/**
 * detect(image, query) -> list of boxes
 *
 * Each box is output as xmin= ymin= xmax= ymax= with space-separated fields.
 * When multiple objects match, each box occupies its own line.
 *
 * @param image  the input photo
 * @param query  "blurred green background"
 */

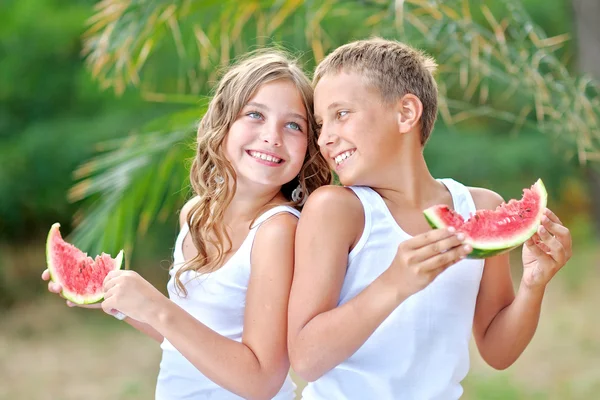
xmin=1 ymin=0 xmax=599 ymax=399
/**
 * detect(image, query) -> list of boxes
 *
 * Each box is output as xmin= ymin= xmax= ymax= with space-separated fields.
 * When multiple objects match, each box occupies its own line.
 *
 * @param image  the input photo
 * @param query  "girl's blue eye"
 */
xmin=247 ymin=111 xmax=263 ymax=119
xmin=337 ymin=110 xmax=348 ymax=119
xmin=287 ymin=122 xmax=302 ymax=132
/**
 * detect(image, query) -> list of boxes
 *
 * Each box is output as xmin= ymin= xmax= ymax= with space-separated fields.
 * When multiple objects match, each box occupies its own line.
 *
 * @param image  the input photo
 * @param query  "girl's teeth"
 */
xmin=251 ymin=151 xmax=281 ymax=163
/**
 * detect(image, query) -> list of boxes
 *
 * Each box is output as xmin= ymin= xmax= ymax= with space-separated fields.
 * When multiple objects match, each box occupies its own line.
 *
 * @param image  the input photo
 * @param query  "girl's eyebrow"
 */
xmin=246 ymin=101 xmax=307 ymax=123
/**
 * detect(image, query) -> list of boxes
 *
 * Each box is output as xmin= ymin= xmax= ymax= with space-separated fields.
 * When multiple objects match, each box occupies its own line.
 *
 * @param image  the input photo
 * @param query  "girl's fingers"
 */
xmin=48 ymin=281 xmax=62 ymax=294
xmin=67 ymin=301 xmax=102 ymax=309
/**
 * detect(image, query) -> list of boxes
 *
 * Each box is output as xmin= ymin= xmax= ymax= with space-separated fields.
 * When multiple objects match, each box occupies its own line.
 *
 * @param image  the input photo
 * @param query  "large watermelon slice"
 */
xmin=46 ymin=223 xmax=123 ymax=304
xmin=423 ymin=179 xmax=548 ymax=259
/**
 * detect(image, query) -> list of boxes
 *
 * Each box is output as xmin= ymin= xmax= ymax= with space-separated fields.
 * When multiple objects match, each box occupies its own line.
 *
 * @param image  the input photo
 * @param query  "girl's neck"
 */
xmin=223 ymin=183 xmax=284 ymax=224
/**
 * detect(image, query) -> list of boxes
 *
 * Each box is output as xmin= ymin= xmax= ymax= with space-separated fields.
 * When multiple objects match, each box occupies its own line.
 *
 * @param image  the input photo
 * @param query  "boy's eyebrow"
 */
xmin=246 ymin=101 xmax=307 ymax=122
xmin=328 ymin=101 xmax=350 ymax=110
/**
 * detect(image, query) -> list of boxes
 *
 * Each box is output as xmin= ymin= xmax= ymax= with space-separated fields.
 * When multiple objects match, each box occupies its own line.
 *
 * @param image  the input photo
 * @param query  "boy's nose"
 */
xmin=317 ymin=125 xmax=337 ymax=148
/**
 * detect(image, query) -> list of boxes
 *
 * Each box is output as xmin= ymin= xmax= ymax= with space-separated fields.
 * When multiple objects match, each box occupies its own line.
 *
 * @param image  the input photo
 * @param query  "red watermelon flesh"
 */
xmin=46 ymin=223 xmax=123 ymax=304
xmin=423 ymin=179 xmax=547 ymax=258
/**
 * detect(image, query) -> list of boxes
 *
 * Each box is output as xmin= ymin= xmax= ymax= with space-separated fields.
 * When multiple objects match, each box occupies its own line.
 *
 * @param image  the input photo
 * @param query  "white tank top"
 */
xmin=302 ymin=179 xmax=485 ymax=400
xmin=155 ymin=205 xmax=299 ymax=400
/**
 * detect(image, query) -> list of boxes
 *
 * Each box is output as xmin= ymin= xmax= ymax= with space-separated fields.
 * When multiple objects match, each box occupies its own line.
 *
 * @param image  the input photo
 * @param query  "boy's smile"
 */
xmin=314 ymin=72 xmax=401 ymax=186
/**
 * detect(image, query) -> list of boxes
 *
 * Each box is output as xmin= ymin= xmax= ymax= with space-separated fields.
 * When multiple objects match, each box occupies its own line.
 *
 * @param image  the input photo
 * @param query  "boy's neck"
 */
xmin=371 ymin=142 xmax=443 ymax=209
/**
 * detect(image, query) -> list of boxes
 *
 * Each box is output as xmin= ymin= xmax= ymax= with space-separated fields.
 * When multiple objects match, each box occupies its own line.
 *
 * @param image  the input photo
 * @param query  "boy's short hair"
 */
xmin=314 ymin=38 xmax=438 ymax=145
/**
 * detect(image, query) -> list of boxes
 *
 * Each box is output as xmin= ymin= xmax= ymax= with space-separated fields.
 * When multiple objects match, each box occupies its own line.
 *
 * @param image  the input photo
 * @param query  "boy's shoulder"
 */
xmin=302 ymin=185 xmax=364 ymax=221
xmin=467 ymin=186 xmax=504 ymax=211
xmin=179 ymin=195 xmax=201 ymax=228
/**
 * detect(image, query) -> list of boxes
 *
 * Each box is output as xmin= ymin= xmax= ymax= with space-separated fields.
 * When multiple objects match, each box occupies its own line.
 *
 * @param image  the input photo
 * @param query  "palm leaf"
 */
xmin=73 ymin=0 xmax=600 ymax=260
xmin=67 ymin=106 xmax=203 ymax=263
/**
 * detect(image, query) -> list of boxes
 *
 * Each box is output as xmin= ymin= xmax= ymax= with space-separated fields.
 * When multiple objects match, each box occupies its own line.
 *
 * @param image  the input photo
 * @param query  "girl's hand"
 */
xmin=521 ymin=208 xmax=572 ymax=290
xmin=41 ymin=269 xmax=102 ymax=309
xmin=102 ymin=270 xmax=167 ymax=324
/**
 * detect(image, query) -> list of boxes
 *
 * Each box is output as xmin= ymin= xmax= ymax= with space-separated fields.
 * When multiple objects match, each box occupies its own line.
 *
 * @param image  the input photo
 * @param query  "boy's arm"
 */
xmin=471 ymin=188 xmax=572 ymax=370
xmin=287 ymin=186 xmax=467 ymax=382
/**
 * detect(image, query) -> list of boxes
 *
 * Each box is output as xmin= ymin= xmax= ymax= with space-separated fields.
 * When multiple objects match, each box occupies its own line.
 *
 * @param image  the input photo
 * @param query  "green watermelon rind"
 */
xmin=46 ymin=223 xmax=124 ymax=305
xmin=424 ymin=179 xmax=548 ymax=259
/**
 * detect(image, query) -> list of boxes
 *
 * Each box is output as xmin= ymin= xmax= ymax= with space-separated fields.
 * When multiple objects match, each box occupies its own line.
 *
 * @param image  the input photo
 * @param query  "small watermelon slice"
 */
xmin=46 ymin=223 xmax=123 ymax=304
xmin=423 ymin=179 xmax=548 ymax=259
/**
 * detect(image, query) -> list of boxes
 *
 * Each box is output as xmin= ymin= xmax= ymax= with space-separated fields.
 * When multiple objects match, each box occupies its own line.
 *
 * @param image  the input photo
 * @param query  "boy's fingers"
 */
xmin=541 ymin=217 xmax=572 ymax=258
xmin=537 ymin=225 xmax=565 ymax=264
xmin=541 ymin=216 xmax=570 ymax=241
xmin=525 ymin=238 xmax=546 ymax=258
xmin=412 ymin=235 xmax=465 ymax=262
xmin=544 ymin=208 xmax=563 ymax=225
xmin=405 ymin=228 xmax=458 ymax=251
xmin=420 ymin=245 xmax=468 ymax=272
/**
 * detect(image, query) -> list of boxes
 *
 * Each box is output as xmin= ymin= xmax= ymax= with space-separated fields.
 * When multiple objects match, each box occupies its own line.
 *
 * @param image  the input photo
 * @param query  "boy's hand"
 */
xmin=521 ymin=208 xmax=572 ymax=290
xmin=387 ymin=228 xmax=471 ymax=297
xmin=41 ymin=269 xmax=102 ymax=309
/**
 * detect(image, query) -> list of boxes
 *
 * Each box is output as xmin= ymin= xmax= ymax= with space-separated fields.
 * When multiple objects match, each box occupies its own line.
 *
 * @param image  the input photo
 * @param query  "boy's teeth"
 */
xmin=334 ymin=150 xmax=355 ymax=165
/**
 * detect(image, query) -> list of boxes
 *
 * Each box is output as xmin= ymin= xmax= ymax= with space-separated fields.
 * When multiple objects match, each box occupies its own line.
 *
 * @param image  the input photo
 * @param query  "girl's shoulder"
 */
xmin=179 ymin=196 xmax=201 ymax=228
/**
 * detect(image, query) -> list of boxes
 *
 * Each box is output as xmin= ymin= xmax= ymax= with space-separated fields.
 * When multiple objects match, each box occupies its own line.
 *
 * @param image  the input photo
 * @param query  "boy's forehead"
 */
xmin=314 ymin=71 xmax=378 ymax=106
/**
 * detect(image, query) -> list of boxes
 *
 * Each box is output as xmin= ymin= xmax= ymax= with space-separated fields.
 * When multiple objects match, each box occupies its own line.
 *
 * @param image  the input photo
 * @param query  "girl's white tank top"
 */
xmin=156 ymin=205 xmax=299 ymax=400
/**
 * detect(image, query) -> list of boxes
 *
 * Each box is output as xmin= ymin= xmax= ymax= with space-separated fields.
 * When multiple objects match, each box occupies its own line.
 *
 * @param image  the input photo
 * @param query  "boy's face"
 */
xmin=314 ymin=72 xmax=400 ymax=186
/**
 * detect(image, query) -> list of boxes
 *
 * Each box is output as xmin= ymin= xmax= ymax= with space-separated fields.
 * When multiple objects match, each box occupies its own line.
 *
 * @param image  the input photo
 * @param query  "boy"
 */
xmin=287 ymin=38 xmax=572 ymax=399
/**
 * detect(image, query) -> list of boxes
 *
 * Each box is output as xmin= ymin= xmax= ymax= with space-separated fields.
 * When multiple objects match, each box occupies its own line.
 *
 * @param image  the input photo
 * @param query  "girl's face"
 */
xmin=224 ymin=79 xmax=309 ymax=192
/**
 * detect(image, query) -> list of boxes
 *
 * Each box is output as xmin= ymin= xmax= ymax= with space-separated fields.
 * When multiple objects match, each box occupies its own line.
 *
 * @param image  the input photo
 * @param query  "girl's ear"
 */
xmin=396 ymin=94 xmax=423 ymax=134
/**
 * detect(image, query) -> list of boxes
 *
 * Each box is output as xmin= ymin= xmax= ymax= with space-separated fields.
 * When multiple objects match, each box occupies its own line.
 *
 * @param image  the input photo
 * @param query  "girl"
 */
xmin=42 ymin=51 xmax=332 ymax=399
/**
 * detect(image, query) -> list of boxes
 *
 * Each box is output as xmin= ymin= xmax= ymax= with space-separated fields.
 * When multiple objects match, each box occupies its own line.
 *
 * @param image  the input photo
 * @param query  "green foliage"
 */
xmin=69 ymin=0 xmax=599 ymax=259
xmin=0 ymin=0 xmax=103 ymax=136
xmin=0 ymin=0 xmax=597 ymax=306
xmin=425 ymin=124 xmax=580 ymax=200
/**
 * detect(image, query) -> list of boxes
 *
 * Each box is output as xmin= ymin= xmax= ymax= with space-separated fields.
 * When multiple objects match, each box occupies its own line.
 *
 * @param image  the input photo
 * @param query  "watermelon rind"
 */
xmin=46 ymin=223 xmax=124 ymax=304
xmin=424 ymin=179 xmax=548 ymax=259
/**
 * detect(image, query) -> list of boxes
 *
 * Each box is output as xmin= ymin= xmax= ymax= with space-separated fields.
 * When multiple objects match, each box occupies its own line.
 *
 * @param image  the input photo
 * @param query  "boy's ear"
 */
xmin=396 ymin=94 xmax=423 ymax=134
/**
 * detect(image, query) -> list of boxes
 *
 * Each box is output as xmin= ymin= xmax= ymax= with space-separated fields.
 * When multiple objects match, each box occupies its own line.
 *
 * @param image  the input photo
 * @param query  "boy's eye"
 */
xmin=286 ymin=121 xmax=302 ymax=132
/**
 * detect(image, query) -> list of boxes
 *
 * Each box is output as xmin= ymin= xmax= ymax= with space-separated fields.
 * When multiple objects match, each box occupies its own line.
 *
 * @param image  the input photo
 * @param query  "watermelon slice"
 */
xmin=46 ymin=223 xmax=123 ymax=304
xmin=423 ymin=179 xmax=548 ymax=259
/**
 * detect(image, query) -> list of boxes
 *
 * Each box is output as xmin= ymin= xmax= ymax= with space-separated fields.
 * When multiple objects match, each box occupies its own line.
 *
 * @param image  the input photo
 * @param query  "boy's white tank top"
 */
xmin=155 ymin=205 xmax=299 ymax=400
xmin=302 ymin=179 xmax=485 ymax=400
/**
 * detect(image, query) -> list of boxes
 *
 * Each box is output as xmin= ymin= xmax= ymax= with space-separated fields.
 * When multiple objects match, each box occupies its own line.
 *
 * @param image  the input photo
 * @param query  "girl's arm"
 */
xmin=40 ymin=197 xmax=202 ymax=344
xmin=102 ymin=212 xmax=298 ymax=400
xmin=41 ymin=271 xmax=164 ymax=343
